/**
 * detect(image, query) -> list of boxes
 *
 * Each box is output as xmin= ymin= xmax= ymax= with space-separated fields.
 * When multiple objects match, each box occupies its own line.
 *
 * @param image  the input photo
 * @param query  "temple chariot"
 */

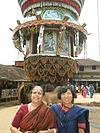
xmin=13 ymin=0 xmax=87 ymax=102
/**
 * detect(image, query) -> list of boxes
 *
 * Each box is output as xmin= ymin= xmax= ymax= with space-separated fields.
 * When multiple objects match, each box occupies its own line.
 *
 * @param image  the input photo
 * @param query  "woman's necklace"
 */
xmin=29 ymin=103 xmax=37 ymax=111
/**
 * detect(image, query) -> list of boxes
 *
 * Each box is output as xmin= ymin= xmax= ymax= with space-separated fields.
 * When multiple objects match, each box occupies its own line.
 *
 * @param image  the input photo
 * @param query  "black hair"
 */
xmin=57 ymin=85 xmax=75 ymax=103
xmin=45 ymin=83 xmax=55 ymax=92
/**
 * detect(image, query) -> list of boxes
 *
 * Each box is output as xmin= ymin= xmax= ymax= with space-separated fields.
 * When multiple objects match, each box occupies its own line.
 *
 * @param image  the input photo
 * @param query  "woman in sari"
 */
xmin=10 ymin=85 xmax=57 ymax=133
xmin=83 ymin=85 xmax=87 ymax=98
xmin=89 ymin=84 xmax=94 ymax=98
xmin=51 ymin=85 xmax=90 ymax=133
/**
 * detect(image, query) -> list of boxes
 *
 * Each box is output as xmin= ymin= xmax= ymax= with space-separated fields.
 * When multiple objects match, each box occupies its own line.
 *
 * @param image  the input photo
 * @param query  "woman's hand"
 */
xmin=37 ymin=130 xmax=48 ymax=133
xmin=10 ymin=125 xmax=23 ymax=133
xmin=79 ymin=128 xmax=85 ymax=133
xmin=38 ymin=129 xmax=57 ymax=133
xmin=25 ymin=131 xmax=33 ymax=133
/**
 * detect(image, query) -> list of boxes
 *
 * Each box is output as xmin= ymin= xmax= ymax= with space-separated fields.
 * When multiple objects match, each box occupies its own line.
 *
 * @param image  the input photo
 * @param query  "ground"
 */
xmin=0 ymin=93 xmax=100 ymax=133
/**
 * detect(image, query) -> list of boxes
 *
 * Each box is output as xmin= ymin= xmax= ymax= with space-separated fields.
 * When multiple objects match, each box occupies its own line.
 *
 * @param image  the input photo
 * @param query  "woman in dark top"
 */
xmin=51 ymin=85 xmax=90 ymax=133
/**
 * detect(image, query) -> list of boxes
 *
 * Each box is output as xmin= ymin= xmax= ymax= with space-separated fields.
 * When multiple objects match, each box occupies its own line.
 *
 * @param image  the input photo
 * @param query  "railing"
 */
xmin=0 ymin=96 xmax=18 ymax=103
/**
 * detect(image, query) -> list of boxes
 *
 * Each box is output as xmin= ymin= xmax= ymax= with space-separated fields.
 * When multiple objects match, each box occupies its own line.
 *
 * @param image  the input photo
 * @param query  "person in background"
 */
xmin=51 ymin=85 xmax=90 ymax=133
xmin=70 ymin=84 xmax=77 ymax=98
xmin=81 ymin=85 xmax=84 ymax=96
xmin=10 ymin=85 xmax=57 ymax=133
xmin=89 ymin=84 xmax=94 ymax=98
xmin=83 ymin=85 xmax=87 ymax=98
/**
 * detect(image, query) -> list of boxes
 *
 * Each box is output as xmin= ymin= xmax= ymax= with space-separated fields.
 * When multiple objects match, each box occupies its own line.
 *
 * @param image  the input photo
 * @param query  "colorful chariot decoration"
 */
xmin=13 ymin=0 xmax=87 ymax=86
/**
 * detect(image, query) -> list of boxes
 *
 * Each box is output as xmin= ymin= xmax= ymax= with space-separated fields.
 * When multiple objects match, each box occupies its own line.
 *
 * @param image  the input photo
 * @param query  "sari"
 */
xmin=83 ymin=87 xmax=87 ymax=98
xmin=89 ymin=85 xmax=94 ymax=98
xmin=51 ymin=104 xmax=90 ymax=133
xmin=12 ymin=102 xmax=57 ymax=132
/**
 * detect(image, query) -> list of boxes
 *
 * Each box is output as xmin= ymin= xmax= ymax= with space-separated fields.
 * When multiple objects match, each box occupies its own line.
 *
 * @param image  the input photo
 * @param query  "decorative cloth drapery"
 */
xmin=24 ymin=55 xmax=77 ymax=84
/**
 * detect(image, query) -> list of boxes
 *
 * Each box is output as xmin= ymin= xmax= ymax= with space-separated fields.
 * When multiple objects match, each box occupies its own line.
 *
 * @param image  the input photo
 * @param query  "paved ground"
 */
xmin=74 ymin=93 xmax=100 ymax=133
xmin=0 ymin=93 xmax=100 ymax=133
xmin=0 ymin=105 xmax=18 ymax=133
xmin=75 ymin=93 xmax=100 ymax=104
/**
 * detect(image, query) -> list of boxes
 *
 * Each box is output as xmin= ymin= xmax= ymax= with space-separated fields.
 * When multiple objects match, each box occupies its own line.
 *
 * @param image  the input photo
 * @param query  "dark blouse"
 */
xmin=51 ymin=104 xmax=90 ymax=133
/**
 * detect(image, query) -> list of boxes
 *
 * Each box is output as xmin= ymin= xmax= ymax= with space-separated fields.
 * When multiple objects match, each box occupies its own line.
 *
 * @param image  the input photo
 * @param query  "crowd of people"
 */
xmin=10 ymin=84 xmax=90 ymax=133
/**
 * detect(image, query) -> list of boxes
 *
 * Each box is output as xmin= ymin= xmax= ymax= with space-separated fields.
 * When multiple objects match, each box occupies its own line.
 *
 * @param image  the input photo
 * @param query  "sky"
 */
xmin=0 ymin=0 xmax=100 ymax=65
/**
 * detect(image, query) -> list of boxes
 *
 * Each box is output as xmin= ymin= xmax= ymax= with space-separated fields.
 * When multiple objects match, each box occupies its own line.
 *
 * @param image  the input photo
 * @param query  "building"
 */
xmin=0 ymin=57 xmax=100 ymax=104
xmin=0 ymin=64 xmax=28 ymax=102
xmin=74 ymin=58 xmax=100 ymax=92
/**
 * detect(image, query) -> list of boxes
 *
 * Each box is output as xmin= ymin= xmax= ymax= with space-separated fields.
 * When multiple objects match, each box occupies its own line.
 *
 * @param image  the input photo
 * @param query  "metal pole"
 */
xmin=97 ymin=0 xmax=100 ymax=60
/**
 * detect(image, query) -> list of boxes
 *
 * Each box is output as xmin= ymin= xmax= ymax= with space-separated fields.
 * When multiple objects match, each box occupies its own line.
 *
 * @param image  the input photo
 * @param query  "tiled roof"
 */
xmin=0 ymin=64 xmax=28 ymax=81
xmin=76 ymin=58 xmax=100 ymax=66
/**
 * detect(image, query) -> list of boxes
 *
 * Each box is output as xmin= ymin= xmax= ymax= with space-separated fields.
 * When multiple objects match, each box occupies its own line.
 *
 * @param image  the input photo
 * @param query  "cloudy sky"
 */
xmin=0 ymin=0 xmax=100 ymax=65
